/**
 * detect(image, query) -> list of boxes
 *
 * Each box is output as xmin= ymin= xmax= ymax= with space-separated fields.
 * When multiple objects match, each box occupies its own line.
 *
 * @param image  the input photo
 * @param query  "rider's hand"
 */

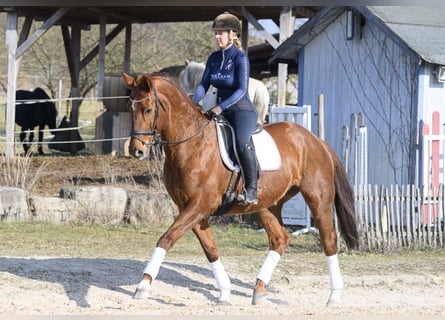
xmin=205 ymin=106 xmax=223 ymax=120
xmin=211 ymin=106 xmax=223 ymax=115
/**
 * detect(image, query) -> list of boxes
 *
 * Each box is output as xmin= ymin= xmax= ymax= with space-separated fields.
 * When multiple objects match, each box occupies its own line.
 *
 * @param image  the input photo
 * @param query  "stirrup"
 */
xmin=237 ymin=190 xmax=258 ymax=206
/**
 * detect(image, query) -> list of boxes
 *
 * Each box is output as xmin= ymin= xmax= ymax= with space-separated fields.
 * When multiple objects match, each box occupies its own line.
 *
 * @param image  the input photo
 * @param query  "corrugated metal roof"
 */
xmin=270 ymin=6 xmax=445 ymax=66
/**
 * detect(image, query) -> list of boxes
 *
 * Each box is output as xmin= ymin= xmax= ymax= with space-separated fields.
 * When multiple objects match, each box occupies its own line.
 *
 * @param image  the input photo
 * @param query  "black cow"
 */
xmin=15 ymin=87 xmax=57 ymax=155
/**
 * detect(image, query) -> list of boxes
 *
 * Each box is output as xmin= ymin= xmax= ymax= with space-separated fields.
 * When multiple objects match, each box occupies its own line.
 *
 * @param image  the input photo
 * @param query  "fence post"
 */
xmin=318 ymin=94 xmax=324 ymax=140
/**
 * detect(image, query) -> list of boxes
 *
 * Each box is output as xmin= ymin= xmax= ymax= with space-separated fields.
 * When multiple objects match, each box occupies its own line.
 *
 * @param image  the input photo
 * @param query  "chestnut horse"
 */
xmin=122 ymin=73 xmax=359 ymax=306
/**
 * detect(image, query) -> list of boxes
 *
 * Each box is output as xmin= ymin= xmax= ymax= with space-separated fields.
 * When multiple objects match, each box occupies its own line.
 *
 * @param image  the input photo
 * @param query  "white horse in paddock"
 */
xmin=179 ymin=60 xmax=270 ymax=124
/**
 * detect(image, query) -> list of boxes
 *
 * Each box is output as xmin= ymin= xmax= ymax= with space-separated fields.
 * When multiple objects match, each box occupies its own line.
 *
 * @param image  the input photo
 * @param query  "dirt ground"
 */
xmin=1 ymin=155 xmax=445 ymax=315
xmin=1 ymin=154 xmax=158 ymax=197
xmin=0 ymin=254 xmax=445 ymax=316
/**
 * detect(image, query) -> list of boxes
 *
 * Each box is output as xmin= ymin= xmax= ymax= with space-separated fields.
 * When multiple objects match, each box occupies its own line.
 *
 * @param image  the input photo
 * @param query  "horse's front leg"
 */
xmin=133 ymin=208 xmax=206 ymax=300
xmin=253 ymin=207 xmax=290 ymax=305
xmin=192 ymin=218 xmax=231 ymax=304
xmin=37 ymin=125 xmax=44 ymax=154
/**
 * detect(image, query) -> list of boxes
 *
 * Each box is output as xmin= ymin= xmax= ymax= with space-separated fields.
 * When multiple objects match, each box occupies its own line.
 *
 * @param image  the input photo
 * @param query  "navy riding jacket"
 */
xmin=193 ymin=45 xmax=255 ymax=112
xmin=194 ymin=44 xmax=257 ymax=152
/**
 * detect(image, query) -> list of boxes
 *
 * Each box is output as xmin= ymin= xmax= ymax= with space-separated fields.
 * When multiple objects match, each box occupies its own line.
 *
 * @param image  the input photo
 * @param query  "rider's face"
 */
xmin=214 ymin=30 xmax=231 ymax=49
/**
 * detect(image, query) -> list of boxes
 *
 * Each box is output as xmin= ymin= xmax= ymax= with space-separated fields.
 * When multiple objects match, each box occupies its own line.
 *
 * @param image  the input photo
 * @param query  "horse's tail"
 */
xmin=333 ymin=154 xmax=359 ymax=250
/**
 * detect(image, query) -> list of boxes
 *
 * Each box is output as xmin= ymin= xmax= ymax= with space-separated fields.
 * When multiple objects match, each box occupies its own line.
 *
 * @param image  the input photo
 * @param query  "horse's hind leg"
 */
xmin=192 ymin=219 xmax=231 ymax=304
xmin=253 ymin=207 xmax=290 ymax=305
xmin=304 ymin=186 xmax=344 ymax=305
xmin=28 ymin=131 xmax=35 ymax=154
xmin=19 ymin=131 xmax=29 ymax=154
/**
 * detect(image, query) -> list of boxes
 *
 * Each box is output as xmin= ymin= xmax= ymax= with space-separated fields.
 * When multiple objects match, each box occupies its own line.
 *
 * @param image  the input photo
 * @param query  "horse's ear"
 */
xmin=122 ymin=72 xmax=135 ymax=89
xmin=185 ymin=59 xmax=190 ymax=67
xmin=139 ymin=75 xmax=153 ymax=93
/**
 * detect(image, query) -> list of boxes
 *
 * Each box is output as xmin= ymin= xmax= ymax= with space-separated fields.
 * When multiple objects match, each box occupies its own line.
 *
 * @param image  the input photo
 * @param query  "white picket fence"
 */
xmin=269 ymin=104 xmax=312 ymax=129
xmin=354 ymin=184 xmax=445 ymax=251
xmin=269 ymin=106 xmax=445 ymax=251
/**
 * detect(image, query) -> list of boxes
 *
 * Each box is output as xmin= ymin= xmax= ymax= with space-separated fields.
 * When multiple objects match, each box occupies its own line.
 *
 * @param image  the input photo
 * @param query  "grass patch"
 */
xmin=1 ymin=221 xmax=445 ymax=277
xmin=0 ymin=222 xmax=269 ymax=259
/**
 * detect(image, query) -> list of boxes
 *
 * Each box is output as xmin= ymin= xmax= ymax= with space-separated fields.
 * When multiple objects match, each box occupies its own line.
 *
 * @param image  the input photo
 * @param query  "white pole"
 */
xmin=318 ymin=94 xmax=325 ymax=140
xmin=5 ymin=11 xmax=18 ymax=158
xmin=57 ymin=79 xmax=63 ymax=122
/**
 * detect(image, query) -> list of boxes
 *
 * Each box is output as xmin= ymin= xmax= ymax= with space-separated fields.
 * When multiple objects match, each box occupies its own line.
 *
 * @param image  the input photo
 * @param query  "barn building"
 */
xmin=270 ymin=6 xmax=445 ymax=187
xmin=2 ymin=3 xmax=321 ymax=157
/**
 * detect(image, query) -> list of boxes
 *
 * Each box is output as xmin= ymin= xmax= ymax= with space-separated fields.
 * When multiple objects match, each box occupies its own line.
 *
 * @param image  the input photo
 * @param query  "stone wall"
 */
xmin=0 ymin=186 xmax=178 ymax=225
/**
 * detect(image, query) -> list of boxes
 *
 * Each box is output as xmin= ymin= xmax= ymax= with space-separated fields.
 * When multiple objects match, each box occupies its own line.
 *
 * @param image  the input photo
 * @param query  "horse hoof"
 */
xmin=326 ymin=289 xmax=342 ymax=306
xmin=251 ymin=292 xmax=267 ymax=305
xmin=133 ymin=279 xmax=151 ymax=299
xmin=218 ymin=288 xmax=231 ymax=305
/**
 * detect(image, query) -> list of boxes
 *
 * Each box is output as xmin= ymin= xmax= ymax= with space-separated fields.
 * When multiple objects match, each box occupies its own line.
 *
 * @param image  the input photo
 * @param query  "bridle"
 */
xmin=129 ymin=85 xmax=211 ymax=147
xmin=129 ymin=87 xmax=164 ymax=146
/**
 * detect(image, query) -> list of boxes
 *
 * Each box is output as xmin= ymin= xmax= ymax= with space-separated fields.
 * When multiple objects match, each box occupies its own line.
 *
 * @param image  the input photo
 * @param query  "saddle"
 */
xmin=212 ymin=117 xmax=281 ymax=216
xmin=215 ymin=117 xmax=281 ymax=172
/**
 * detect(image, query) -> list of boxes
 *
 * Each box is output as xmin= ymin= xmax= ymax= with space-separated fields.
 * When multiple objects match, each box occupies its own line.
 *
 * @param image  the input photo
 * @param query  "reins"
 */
xmin=129 ymin=83 xmax=211 ymax=147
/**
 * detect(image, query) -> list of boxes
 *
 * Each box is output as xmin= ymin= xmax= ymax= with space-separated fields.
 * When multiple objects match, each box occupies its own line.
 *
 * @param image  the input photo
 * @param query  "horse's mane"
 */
xmin=147 ymin=74 xmax=203 ymax=117
xmin=150 ymin=72 xmax=179 ymax=83
xmin=150 ymin=73 xmax=191 ymax=99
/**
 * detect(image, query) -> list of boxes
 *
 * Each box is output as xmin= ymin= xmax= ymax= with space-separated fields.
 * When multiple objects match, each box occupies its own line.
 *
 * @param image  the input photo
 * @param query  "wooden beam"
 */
xmin=17 ymin=15 xmax=32 ymax=47
xmin=97 ymin=15 xmax=106 ymax=102
xmin=87 ymin=7 xmax=145 ymax=24
xmin=277 ymin=6 xmax=294 ymax=106
xmin=61 ymin=24 xmax=77 ymax=87
xmin=123 ymin=24 xmax=131 ymax=73
xmin=2 ymin=0 xmax=325 ymax=6
xmin=239 ymin=6 xmax=279 ymax=49
xmin=79 ymin=23 xmax=125 ymax=70
xmin=294 ymin=6 xmax=318 ymax=18
xmin=16 ymin=7 xmax=71 ymax=59
xmin=241 ymin=16 xmax=249 ymax=53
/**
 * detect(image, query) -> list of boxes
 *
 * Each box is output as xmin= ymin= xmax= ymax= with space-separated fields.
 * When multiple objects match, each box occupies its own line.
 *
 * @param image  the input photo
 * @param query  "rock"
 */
xmin=28 ymin=196 xmax=81 ymax=224
xmin=125 ymin=189 xmax=177 ymax=225
xmin=59 ymin=186 xmax=127 ymax=225
xmin=0 ymin=185 xmax=177 ymax=226
xmin=0 ymin=187 xmax=28 ymax=222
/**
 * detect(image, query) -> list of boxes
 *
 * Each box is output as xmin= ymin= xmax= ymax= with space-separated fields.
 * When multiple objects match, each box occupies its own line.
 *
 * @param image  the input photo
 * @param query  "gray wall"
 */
xmin=299 ymin=11 xmax=418 ymax=185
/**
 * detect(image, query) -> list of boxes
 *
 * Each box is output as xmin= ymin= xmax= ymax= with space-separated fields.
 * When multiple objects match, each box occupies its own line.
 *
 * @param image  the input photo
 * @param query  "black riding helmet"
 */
xmin=211 ymin=12 xmax=241 ymax=36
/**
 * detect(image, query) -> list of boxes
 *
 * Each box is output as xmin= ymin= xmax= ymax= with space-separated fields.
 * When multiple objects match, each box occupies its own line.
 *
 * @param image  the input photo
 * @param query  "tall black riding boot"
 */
xmin=237 ymin=143 xmax=258 ymax=205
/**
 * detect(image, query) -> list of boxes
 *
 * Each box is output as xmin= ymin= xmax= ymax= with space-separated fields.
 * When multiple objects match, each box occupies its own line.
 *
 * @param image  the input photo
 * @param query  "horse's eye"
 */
xmin=144 ymin=108 xmax=152 ymax=115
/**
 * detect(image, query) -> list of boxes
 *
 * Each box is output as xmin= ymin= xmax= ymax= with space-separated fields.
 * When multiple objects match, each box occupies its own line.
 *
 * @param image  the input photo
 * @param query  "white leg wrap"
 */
xmin=143 ymin=247 xmax=166 ymax=280
xmin=326 ymin=254 xmax=344 ymax=290
xmin=256 ymin=250 xmax=281 ymax=285
xmin=210 ymin=259 xmax=231 ymax=290
xmin=210 ymin=259 xmax=231 ymax=302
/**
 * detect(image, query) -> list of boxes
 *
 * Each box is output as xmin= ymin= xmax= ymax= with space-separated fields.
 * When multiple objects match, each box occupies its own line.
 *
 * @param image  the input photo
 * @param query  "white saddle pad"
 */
xmin=216 ymin=124 xmax=281 ymax=172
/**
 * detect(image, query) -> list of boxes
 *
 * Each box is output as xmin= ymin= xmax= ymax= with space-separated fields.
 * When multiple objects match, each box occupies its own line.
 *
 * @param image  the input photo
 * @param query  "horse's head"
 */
xmin=179 ymin=60 xmax=205 ymax=95
xmin=122 ymin=72 xmax=164 ymax=160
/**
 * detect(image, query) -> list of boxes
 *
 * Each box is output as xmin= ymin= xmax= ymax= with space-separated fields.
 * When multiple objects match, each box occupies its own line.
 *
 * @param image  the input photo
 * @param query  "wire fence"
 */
xmin=0 ymin=95 xmax=131 ymax=154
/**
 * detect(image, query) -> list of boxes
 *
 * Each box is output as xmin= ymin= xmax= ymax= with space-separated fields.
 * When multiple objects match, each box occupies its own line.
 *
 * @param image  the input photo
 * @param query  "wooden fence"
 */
xmin=341 ymin=111 xmax=445 ymax=251
xmin=352 ymin=184 xmax=444 ymax=251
